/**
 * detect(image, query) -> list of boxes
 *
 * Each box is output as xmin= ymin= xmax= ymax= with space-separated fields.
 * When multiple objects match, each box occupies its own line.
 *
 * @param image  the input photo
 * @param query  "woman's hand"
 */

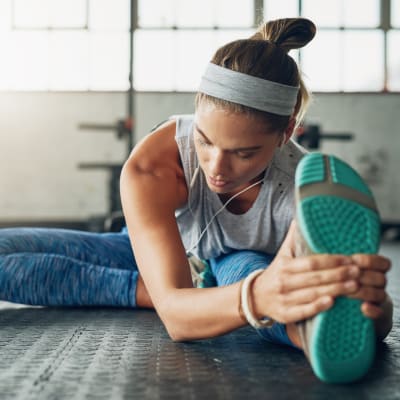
xmin=347 ymin=254 xmax=391 ymax=320
xmin=251 ymin=253 xmax=391 ymax=325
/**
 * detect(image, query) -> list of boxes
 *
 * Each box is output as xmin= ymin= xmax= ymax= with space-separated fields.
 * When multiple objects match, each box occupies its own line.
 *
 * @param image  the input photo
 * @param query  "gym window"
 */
xmin=0 ymin=0 xmax=130 ymax=91
xmin=0 ymin=0 xmax=398 ymax=92
xmin=264 ymin=0 xmax=399 ymax=91
xmin=135 ymin=0 xmax=399 ymax=92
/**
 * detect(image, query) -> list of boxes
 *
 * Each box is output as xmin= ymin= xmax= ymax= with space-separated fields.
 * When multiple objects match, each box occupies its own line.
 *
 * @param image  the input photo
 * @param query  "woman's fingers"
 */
xmin=283 ymin=253 xmax=390 ymax=275
xmin=281 ymin=274 xmax=386 ymax=306
xmin=280 ymin=264 xmax=360 ymax=292
xmin=361 ymin=302 xmax=384 ymax=319
xmin=283 ymin=254 xmax=353 ymax=273
xmin=277 ymin=296 xmax=334 ymax=324
xmin=278 ymin=297 xmax=385 ymax=324
xmin=351 ymin=254 xmax=391 ymax=272
xmin=282 ymin=279 xmax=359 ymax=306
xmin=259 ymin=253 xmax=391 ymax=324
xmin=348 ymin=286 xmax=387 ymax=304
xmin=358 ymin=270 xmax=387 ymax=288
xmin=277 ymin=253 xmax=388 ymax=295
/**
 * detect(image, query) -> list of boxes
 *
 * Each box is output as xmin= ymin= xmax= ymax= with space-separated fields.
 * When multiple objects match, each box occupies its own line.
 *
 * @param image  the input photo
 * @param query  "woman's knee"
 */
xmin=210 ymin=250 xmax=274 ymax=286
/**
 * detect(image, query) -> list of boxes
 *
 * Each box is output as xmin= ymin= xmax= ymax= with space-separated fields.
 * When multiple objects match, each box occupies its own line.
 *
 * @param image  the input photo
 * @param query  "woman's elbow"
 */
xmin=158 ymin=307 xmax=190 ymax=342
xmin=166 ymin=327 xmax=187 ymax=342
xmin=157 ymin=300 xmax=195 ymax=342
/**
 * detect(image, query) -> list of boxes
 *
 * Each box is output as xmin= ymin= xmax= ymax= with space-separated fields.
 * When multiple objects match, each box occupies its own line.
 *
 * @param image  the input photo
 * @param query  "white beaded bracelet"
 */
xmin=240 ymin=269 xmax=275 ymax=329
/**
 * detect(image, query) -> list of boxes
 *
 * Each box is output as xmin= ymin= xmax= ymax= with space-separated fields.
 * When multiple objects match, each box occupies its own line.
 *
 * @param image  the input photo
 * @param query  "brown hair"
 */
xmin=195 ymin=18 xmax=316 ymax=133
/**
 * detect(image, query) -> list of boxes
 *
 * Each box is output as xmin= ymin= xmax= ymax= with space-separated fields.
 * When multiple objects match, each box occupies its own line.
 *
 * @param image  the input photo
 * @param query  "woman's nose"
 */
xmin=209 ymin=149 xmax=228 ymax=177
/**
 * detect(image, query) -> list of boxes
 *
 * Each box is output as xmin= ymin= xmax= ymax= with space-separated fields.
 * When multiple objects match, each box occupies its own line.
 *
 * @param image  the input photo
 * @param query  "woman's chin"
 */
xmin=207 ymin=177 xmax=231 ymax=192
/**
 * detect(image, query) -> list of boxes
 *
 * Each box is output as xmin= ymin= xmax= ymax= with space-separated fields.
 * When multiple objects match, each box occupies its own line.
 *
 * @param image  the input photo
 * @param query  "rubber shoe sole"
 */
xmin=295 ymin=152 xmax=380 ymax=383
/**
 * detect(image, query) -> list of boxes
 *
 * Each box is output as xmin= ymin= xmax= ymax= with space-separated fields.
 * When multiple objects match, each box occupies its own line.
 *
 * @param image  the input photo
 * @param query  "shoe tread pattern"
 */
xmin=296 ymin=153 xmax=379 ymax=383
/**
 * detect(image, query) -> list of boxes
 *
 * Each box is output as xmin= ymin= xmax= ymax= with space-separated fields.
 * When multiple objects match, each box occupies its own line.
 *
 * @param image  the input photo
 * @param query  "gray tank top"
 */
xmin=174 ymin=114 xmax=307 ymax=260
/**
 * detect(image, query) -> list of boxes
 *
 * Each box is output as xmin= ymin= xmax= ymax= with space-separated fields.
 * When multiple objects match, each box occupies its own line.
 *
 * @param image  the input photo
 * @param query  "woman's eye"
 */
xmin=197 ymin=139 xmax=211 ymax=147
xmin=236 ymin=152 xmax=254 ymax=159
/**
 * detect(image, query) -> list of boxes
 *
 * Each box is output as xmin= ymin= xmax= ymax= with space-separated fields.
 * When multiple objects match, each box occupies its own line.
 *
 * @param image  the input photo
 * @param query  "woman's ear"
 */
xmin=283 ymin=117 xmax=297 ymax=144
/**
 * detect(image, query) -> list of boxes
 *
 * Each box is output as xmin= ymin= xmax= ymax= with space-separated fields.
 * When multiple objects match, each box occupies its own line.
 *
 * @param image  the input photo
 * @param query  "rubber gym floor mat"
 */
xmin=0 ymin=243 xmax=399 ymax=400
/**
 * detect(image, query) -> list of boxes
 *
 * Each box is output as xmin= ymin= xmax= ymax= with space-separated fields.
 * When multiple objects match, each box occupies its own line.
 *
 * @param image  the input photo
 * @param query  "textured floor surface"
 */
xmin=0 ymin=242 xmax=399 ymax=400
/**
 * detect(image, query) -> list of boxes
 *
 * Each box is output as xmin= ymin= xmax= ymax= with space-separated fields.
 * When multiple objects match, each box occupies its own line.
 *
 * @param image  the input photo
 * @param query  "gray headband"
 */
xmin=198 ymin=63 xmax=299 ymax=116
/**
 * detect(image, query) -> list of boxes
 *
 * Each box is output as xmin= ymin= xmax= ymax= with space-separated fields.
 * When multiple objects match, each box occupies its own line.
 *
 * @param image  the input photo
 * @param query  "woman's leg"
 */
xmin=0 ymin=227 xmax=139 ymax=307
xmin=209 ymin=250 xmax=299 ymax=349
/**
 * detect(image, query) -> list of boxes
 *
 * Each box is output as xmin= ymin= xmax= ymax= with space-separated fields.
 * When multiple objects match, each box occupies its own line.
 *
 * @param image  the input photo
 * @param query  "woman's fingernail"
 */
xmin=345 ymin=280 xmax=357 ymax=290
xmin=349 ymin=266 xmax=359 ymax=277
xmin=321 ymin=296 xmax=332 ymax=305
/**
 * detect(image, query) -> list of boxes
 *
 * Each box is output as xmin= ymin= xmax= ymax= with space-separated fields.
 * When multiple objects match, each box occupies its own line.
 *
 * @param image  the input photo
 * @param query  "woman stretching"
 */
xmin=0 ymin=18 xmax=392 ymax=383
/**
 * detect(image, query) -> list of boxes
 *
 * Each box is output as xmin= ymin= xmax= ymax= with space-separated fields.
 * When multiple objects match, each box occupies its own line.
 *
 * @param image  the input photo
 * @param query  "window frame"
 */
xmin=133 ymin=0 xmax=399 ymax=93
xmin=0 ymin=0 xmax=398 ymax=92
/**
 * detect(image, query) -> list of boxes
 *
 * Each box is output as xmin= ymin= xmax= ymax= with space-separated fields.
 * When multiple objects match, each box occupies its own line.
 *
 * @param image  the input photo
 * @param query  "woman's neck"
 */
xmin=217 ymin=170 xmax=265 ymax=214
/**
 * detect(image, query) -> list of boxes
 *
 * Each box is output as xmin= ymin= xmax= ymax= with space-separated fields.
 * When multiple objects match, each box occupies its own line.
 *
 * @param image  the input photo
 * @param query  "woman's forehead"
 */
xmin=194 ymin=104 xmax=278 ymax=140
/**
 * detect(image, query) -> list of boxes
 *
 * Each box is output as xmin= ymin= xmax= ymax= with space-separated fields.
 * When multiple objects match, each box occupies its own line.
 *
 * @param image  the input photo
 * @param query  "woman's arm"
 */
xmin=120 ymin=121 xmax=246 ymax=340
xmin=120 ymin=121 xmax=390 ymax=342
xmin=120 ymin=122 xmax=337 ymax=341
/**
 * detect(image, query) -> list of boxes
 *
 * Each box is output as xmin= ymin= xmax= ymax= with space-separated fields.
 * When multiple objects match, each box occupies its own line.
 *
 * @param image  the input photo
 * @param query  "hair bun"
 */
xmin=256 ymin=18 xmax=316 ymax=52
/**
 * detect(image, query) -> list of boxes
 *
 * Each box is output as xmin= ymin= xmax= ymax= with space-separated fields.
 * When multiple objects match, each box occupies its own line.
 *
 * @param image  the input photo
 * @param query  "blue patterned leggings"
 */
xmin=0 ymin=227 xmax=295 ymax=347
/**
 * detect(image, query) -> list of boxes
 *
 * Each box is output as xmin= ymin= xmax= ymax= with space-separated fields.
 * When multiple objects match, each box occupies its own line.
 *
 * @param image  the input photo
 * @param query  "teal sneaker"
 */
xmin=188 ymin=256 xmax=216 ymax=288
xmin=295 ymin=152 xmax=381 ymax=383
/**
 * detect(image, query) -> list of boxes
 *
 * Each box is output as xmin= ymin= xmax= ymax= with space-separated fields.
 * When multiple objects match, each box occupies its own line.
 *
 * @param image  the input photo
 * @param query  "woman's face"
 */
xmin=194 ymin=103 xmax=282 ymax=195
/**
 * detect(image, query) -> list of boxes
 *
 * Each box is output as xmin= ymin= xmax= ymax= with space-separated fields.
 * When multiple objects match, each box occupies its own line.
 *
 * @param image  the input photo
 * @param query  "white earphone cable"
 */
xmin=186 ymin=169 xmax=264 ymax=256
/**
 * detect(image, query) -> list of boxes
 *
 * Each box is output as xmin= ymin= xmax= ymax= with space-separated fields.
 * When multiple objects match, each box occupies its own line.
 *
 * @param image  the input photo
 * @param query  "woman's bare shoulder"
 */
xmin=121 ymin=118 xmax=188 ymax=207
xmin=125 ymin=119 xmax=181 ymax=172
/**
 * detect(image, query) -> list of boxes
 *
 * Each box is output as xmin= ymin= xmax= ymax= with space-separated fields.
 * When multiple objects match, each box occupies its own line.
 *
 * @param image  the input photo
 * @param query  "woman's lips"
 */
xmin=209 ymin=176 xmax=229 ymax=187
